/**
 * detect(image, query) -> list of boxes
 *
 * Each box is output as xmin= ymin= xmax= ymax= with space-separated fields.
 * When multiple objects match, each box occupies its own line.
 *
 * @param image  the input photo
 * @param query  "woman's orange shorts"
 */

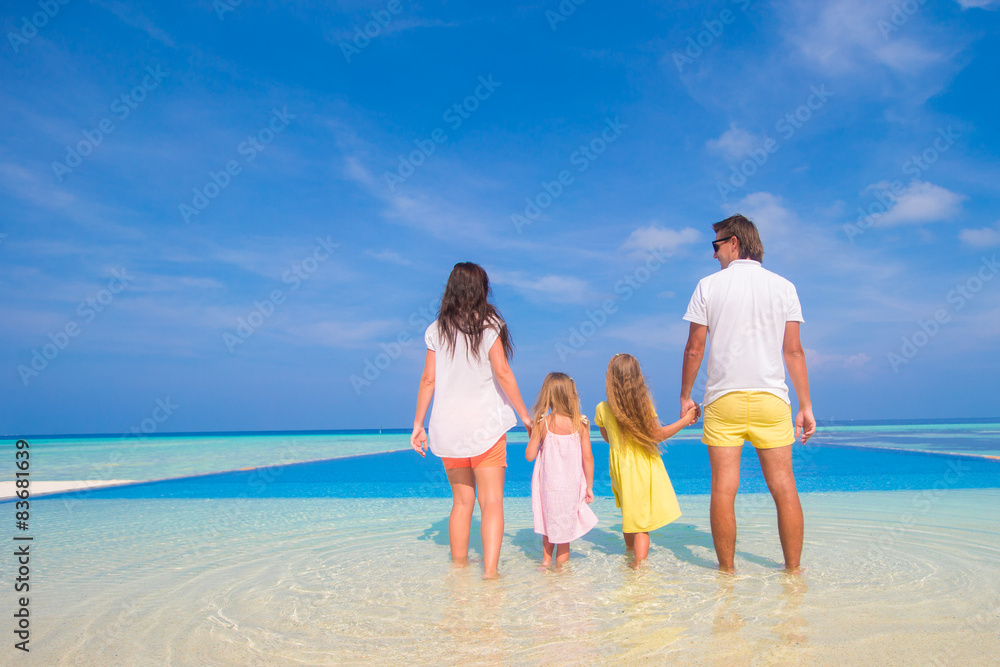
xmin=441 ymin=435 xmax=507 ymax=470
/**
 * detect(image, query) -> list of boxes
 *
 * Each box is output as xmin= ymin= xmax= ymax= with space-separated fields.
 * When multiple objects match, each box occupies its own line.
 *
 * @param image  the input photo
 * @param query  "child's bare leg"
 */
xmin=623 ymin=531 xmax=636 ymax=551
xmin=555 ymin=543 xmax=570 ymax=566
xmin=446 ymin=467 xmax=476 ymax=565
xmin=633 ymin=532 xmax=650 ymax=564
xmin=473 ymin=465 xmax=505 ymax=579
xmin=541 ymin=536 xmax=554 ymax=566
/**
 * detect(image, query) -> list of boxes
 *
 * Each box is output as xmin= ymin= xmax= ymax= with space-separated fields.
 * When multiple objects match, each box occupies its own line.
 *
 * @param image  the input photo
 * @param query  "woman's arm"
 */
xmin=525 ymin=418 xmax=544 ymax=461
xmin=488 ymin=337 xmax=532 ymax=435
xmin=580 ymin=423 xmax=595 ymax=503
xmin=410 ymin=349 xmax=435 ymax=456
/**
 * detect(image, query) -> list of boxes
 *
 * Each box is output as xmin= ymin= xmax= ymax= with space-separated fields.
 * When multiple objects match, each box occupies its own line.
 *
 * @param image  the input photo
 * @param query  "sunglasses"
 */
xmin=712 ymin=235 xmax=735 ymax=252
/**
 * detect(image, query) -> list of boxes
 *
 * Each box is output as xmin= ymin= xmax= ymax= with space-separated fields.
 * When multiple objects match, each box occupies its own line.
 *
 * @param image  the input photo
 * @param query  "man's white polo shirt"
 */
xmin=683 ymin=259 xmax=804 ymax=407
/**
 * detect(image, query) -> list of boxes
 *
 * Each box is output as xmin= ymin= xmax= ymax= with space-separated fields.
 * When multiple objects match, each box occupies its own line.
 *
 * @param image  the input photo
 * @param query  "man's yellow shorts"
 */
xmin=703 ymin=391 xmax=795 ymax=449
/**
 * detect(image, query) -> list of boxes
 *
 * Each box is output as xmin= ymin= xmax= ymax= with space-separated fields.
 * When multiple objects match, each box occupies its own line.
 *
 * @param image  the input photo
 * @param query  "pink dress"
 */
xmin=531 ymin=422 xmax=598 ymax=544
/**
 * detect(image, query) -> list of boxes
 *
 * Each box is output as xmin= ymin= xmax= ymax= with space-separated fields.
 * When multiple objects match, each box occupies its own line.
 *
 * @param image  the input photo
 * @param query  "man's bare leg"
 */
xmin=757 ymin=445 xmax=803 ymax=572
xmin=708 ymin=445 xmax=743 ymax=573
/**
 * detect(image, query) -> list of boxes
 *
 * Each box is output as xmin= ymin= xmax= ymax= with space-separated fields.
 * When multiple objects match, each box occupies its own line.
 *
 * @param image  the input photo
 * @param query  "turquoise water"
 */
xmin=3 ymin=420 xmax=999 ymax=664
xmin=6 ymin=418 xmax=999 ymax=486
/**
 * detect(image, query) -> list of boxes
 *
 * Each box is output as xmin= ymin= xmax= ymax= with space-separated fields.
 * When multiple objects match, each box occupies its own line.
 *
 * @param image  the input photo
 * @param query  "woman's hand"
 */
xmin=521 ymin=413 xmax=533 ymax=438
xmin=584 ymin=487 xmax=594 ymax=504
xmin=411 ymin=424 xmax=427 ymax=457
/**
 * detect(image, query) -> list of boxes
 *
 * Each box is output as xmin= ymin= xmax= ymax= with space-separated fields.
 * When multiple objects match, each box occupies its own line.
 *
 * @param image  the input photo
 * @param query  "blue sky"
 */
xmin=2 ymin=0 xmax=999 ymax=435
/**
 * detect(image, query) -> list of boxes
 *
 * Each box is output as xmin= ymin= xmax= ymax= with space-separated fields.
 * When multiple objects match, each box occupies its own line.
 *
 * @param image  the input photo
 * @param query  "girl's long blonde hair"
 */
xmin=531 ymin=372 xmax=585 ymax=436
xmin=605 ymin=354 xmax=661 ymax=455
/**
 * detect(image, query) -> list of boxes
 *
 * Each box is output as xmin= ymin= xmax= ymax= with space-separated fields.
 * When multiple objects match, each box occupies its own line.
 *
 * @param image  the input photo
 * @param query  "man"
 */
xmin=680 ymin=214 xmax=815 ymax=573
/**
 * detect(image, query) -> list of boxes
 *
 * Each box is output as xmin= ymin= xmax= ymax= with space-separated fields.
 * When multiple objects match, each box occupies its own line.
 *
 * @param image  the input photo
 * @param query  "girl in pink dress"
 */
xmin=526 ymin=372 xmax=598 ymax=569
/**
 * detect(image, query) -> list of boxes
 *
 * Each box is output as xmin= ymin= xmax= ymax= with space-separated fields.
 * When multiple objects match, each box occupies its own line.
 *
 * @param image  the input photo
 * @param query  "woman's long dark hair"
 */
xmin=437 ymin=262 xmax=513 ymax=362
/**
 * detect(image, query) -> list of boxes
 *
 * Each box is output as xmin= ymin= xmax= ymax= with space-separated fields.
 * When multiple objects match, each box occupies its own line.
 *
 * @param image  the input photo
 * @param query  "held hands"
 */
xmin=680 ymin=396 xmax=698 ymax=421
xmin=681 ymin=402 xmax=701 ymax=425
xmin=795 ymin=406 xmax=816 ymax=444
xmin=411 ymin=424 xmax=427 ymax=457
xmin=521 ymin=413 xmax=533 ymax=439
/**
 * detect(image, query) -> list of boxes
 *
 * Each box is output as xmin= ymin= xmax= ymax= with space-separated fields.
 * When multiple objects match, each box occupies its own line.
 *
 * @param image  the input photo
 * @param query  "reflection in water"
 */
xmin=711 ymin=573 xmax=746 ymax=637
xmin=606 ymin=564 xmax=688 ymax=660
xmin=526 ymin=566 xmax=601 ymax=663
xmin=772 ymin=573 xmax=808 ymax=646
xmin=438 ymin=560 xmax=510 ymax=660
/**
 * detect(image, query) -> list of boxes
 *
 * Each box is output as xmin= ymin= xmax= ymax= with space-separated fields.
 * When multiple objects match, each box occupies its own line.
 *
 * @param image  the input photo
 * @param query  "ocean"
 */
xmin=3 ymin=419 xmax=998 ymax=664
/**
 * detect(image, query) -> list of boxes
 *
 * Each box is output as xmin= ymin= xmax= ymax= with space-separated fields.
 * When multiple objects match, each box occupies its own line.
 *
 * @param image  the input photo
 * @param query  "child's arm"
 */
xmin=410 ymin=350 xmax=435 ymax=456
xmin=525 ymin=417 xmax=544 ymax=461
xmin=598 ymin=427 xmax=609 ymax=443
xmin=488 ymin=338 xmax=533 ymax=437
xmin=580 ymin=422 xmax=595 ymax=503
xmin=655 ymin=404 xmax=700 ymax=442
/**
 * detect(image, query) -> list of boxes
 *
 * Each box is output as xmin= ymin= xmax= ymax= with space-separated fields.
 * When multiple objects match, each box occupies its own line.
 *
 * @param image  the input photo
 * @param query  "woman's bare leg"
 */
xmin=472 ymin=466 xmax=505 ymax=579
xmin=446 ymin=467 xmax=476 ymax=565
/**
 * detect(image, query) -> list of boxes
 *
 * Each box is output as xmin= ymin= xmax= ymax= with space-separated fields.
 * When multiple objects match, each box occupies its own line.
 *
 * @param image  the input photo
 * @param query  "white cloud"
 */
xmin=489 ymin=271 xmax=592 ymax=304
xmin=340 ymin=155 xmax=494 ymax=241
xmin=726 ymin=191 xmax=797 ymax=243
xmin=290 ymin=319 xmax=400 ymax=349
xmin=805 ymin=349 xmax=871 ymax=370
xmin=870 ymin=181 xmax=965 ymax=227
xmin=958 ymin=222 xmax=1000 ymax=247
xmin=954 ymin=0 xmax=1000 ymax=8
xmin=604 ymin=316 xmax=690 ymax=351
xmin=365 ymin=249 xmax=412 ymax=266
xmin=619 ymin=225 xmax=701 ymax=256
xmin=779 ymin=0 xmax=943 ymax=75
xmin=94 ymin=0 xmax=177 ymax=48
xmin=706 ymin=124 xmax=763 ymax=162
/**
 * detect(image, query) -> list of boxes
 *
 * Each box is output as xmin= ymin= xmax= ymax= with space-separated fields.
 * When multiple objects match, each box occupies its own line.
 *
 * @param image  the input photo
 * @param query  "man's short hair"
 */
xmin=713 ymin=214 xmax=764 ymax=262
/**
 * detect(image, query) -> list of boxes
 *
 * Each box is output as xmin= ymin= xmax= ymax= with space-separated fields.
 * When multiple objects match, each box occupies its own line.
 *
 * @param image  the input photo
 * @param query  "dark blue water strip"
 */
xmin=17 ymin=442 xmax=1000 ymax=502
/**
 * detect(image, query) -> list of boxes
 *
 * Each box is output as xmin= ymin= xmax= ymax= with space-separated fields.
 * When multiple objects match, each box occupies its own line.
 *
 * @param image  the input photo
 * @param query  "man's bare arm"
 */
xmin=782 ymin=321 xmax=816 ymax=443
xmin=680 ymin=322 xmax=707 ymax=417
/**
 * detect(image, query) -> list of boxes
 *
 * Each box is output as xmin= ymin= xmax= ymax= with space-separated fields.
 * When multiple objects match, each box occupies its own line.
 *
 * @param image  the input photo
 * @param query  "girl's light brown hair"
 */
xmin=531 ymin=372 xmax=584 ymax=437
xmin=605 ymin=354 xmax=661 ymax=455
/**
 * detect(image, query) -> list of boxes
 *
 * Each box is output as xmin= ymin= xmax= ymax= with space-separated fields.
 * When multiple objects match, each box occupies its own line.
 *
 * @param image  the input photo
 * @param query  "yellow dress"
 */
xmin=594 ymin=401 xmax=682 ymax=533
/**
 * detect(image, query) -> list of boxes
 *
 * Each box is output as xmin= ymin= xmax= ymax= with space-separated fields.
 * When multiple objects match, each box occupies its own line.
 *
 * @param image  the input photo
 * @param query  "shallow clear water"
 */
xmin=7 ymin=490 xmax=999 ymax=665
xmin=4 ymin=421 xmax=999 ymax=665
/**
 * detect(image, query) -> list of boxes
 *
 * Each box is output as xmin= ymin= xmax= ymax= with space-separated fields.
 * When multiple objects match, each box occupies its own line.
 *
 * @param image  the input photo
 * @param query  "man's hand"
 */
xmin=680 ymin=396 xmax=698 ymax=420
xmin=795 ymin=407 xmax=816 ymax=444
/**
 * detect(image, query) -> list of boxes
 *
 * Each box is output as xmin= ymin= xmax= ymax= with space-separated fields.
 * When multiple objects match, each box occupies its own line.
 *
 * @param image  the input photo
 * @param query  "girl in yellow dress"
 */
xmin=595 ymin=353 xmax=699 ymax=566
